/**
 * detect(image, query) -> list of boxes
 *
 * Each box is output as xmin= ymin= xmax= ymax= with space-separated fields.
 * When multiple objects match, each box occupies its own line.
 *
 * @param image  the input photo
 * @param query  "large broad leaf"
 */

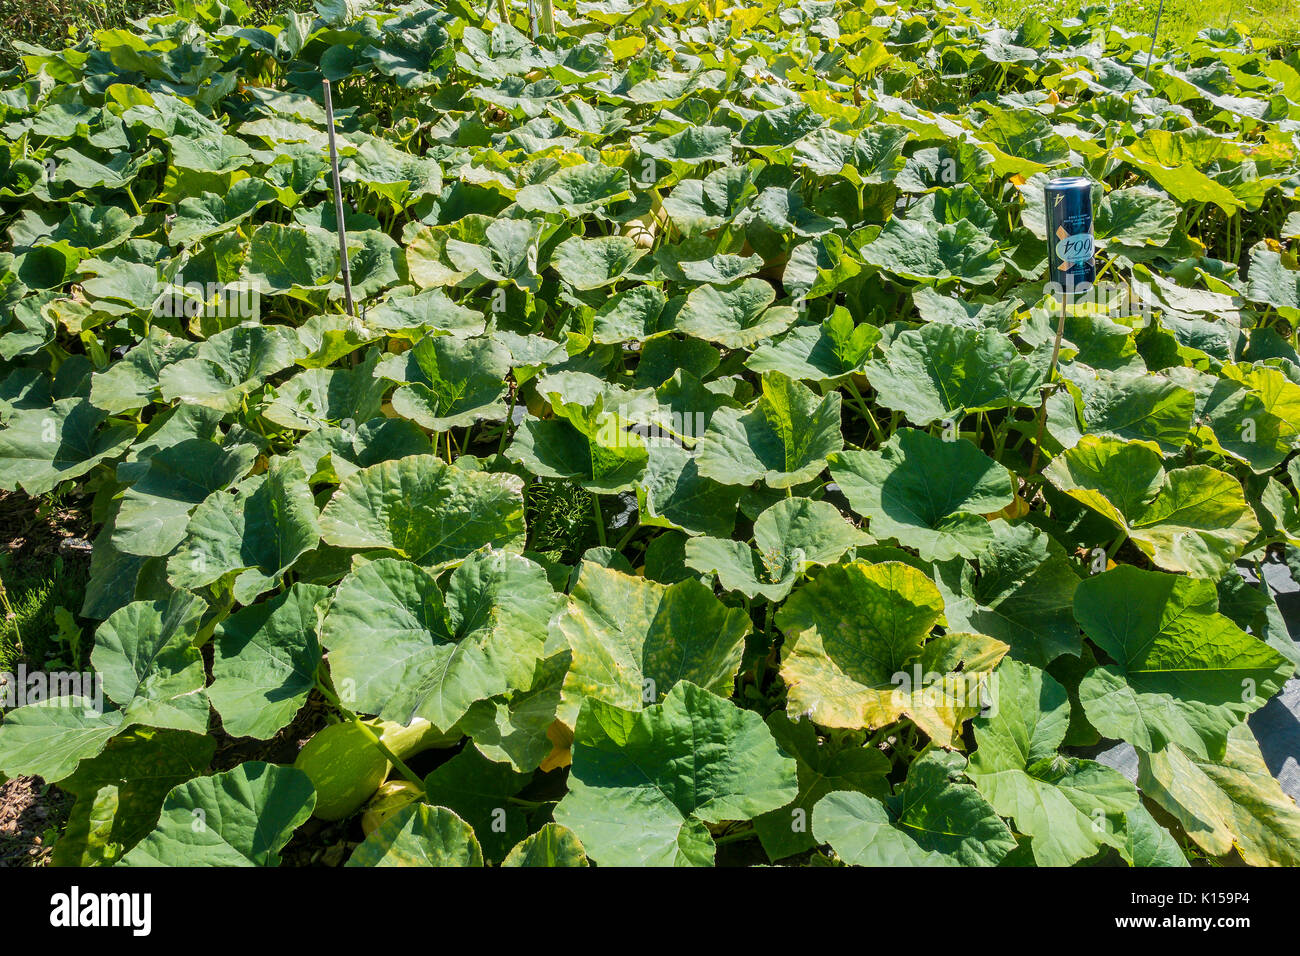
xmin=793 ymin=125 xmax=908 ymax=183
xmin=90 ymin=328 xmax=197 ymax=414
xmin=887 ymin=750 xmax=1017 ymax=866
xmin=967 ymin=660 xmax=1139 ymax=866
xmin=636 ymin=438 xmax=741 ymax=538
xmin=674 ymin=279 xmax=798 ymax=349
xmin=696 ymin=371 xmax=842 ymax=489
xmin=1168 ymin=366 xmax=1294 ymax=474
xmin=552 ymin=682 xmax=798 ymax=866
xmin=460 ymin=650 xmax=570 ymax=773
xmin=812 ymin=790 xmax=952 ymax=866
xmin=745 ymin=307 xmax=880 ymax=383
xmin=756 ymin=494 xmax=871 ymax=567
xmin=346 ymin=804 xmax=484 ymax=867
xmin=90 ymin=592 xmax=211 ymax=734
xmin=0 ymin=398 xmax=134 ymax=495
xmin=243 ymin=222 xmax=338 ymax=295
xmin=52 ymin=728 xmax=215 ymax=867
xmin=860 ymin=217 xmax=1003 ymax=285
xmin=210 ymin=584 xmax=332 ymax=740
xmin=813 ymin=750 xmax=1015 ymax=866
xmin=262 ymin=360 xmax=388 ymax=432
xmin=376 ymin=334 xmax=511 ymax=431
xmin=502 ymin=823 xmax=589 ymax=867
xmin=342 ymin=230 xmax=406 ymax=299
xmin=119 ymin=763 xmax=315 ymax=866
xmin=507 ymin=385 xmax=649 ymax=494
xmin=319 ymin=455 xmax=525 ymax=567
xmin=1245 ymin=246 xmax=1300 ymax=321
xmin=293 ymin=417 xmax=432 ymax=486
xmin=591 ymin=286 xmax=669 ymax=344
xmin=422 ymin=746 xmax=530 ymax=862
xmin=661 ymin=164 xmax=757 ymax=230
xmin=550 ymin=235 xmax=645 ymax=289
xmin=1045 ymin=435 xmax=1260 ymax=578
xmin=158 ymin=324 xmax=301 ymax=413
xmin=974 ymin=109 xmax=1069 ymax=176
xmin=1138 ymin=722 xmax=1300 ymax=866
xmin=754 ymin=713 xmax=891 ymax=861
xmin=1074 ymin=566 xmax=1291 ymax=760
xmin=169 ymin=180 xmax=276 ymax=245
xmin=0 ymin=702 xmax=127 ymax=785
xmin=366 ymin=289 xmax=486 ymax=338
xmin=1095 ymin=186 xmax=1178 ymax=248
xmin=553 ymin=562 xmax=751 ymax=726
xmin=442 ymin=218 xmax=540 ymax=290
xmin=864 ymin=324 xmax=1041 ymax=425
xmin=831 ymin=429 xmax=1014 ymax=561
xmin=322 ymin=549 xmax=558 ymax=729
xmin=343 ymin=136 xmax=442 ymax=208
xmin=168 ymin=456 xmax=321 ymax=604
xmin=777 ymin=560 xmax=1004 ymax=738
xmin=684 ymin=497 xmax=869 ymax=601
xmin=0 ymin=591 xmax=209 ymax=782
xmin=516 ymin=163 xmax=630 ymax=217
xmin=642 ymin=125 xmax=733 ymax=165
xmin=296 ymin=312 xmax=381 ymax=369
xmin=1121 ymin=802 xmax=1188 ymax=868
xmin=113 ymin=438 xmax=259 ymax=557
xmin=934 ymin=520 xmax=1082 ymax=665
xmin=1059 ymin=366 xmax=1194 ymax=454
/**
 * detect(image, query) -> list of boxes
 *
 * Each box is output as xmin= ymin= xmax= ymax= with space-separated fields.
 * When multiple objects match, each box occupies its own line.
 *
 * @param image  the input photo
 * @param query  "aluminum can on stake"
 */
xmin=1044 ymin=176 xmax=1096 ymax=297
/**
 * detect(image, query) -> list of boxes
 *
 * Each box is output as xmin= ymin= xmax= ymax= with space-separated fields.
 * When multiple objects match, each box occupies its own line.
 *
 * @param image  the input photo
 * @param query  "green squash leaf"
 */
xmin=553 ymin=682 xmax=797 ymax=866
xmin=831 ymin=429 xmax=1014 ymax=561
xmin=320 ymin=455 xmax=526 ymax=567
xmin=120 ymin=763 xmax=316 ymax=866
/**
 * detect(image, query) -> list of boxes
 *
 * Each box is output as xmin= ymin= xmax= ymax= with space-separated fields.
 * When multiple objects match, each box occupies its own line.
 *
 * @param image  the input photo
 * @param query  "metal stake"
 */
xmin=1028 ymin=289 xmax=1068 ymax=477
xmin=322 ymin=78 xmax=356 ymax=318
xmin=1143 ymin=0 xmax=1167 ymax=84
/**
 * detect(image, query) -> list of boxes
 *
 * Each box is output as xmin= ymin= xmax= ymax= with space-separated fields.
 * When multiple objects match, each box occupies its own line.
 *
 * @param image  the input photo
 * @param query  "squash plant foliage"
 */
xmin=1 ymin=0 xmax=1300 ymax=867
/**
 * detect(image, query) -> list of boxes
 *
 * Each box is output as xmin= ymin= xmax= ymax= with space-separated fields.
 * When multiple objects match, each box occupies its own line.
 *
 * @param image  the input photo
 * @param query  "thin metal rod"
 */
xmin=1143 ymin=0 xmax=1167 ymax=84
xmin=322 ymin=78 xmax=355 ymax=318
xmin=1028 ymin=291 xmax=1068 ymax=476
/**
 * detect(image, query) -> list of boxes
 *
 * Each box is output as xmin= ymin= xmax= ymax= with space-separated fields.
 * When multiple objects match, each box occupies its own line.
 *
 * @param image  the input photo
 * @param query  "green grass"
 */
xmin=977 ymin=0 xmax=1300 ymax=52
xmin=0 ymin=551 xmax=89 ymax=675
xmin=525 ymin=479 xmax=599 ymax=566
xmin=0 ymin=0 xmax=313 ymax=70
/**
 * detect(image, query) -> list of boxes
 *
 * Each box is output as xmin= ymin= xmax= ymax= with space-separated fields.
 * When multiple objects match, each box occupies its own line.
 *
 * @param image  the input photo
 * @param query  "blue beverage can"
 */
xmin=1044 ymin=176 xmax=1096 ymax=296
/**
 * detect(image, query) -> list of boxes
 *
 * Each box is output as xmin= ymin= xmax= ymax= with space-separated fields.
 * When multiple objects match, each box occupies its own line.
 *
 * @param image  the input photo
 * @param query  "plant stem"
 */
xmin=613 ymin=518 xmax=639 ymax=552
xmin=315 ymin=681 xmax=426 ymax=791
xmin=1105 ymin=531 xmax=1127 ymax=562
xmin=712 ymin=825 xmax=755 ymax=846
xmin=992 ymin=412 xmax=1010 ymax=462
xmin=1028 ymin=291 xmax=1069 ymax=475
xmin=591 ymin=494 xmax=607 ymax=547
xmin=846 ymin=379 xmax=883 ymax=443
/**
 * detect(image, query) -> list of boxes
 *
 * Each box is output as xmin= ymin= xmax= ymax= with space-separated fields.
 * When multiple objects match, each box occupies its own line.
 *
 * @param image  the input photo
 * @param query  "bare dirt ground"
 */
xmin=0 ymin=489 xmax=92 ymax=560
xmin=0 ymin=489 xmax=93 ymax=866
xmin=0 ymin=775 xmax=69 ymax=866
